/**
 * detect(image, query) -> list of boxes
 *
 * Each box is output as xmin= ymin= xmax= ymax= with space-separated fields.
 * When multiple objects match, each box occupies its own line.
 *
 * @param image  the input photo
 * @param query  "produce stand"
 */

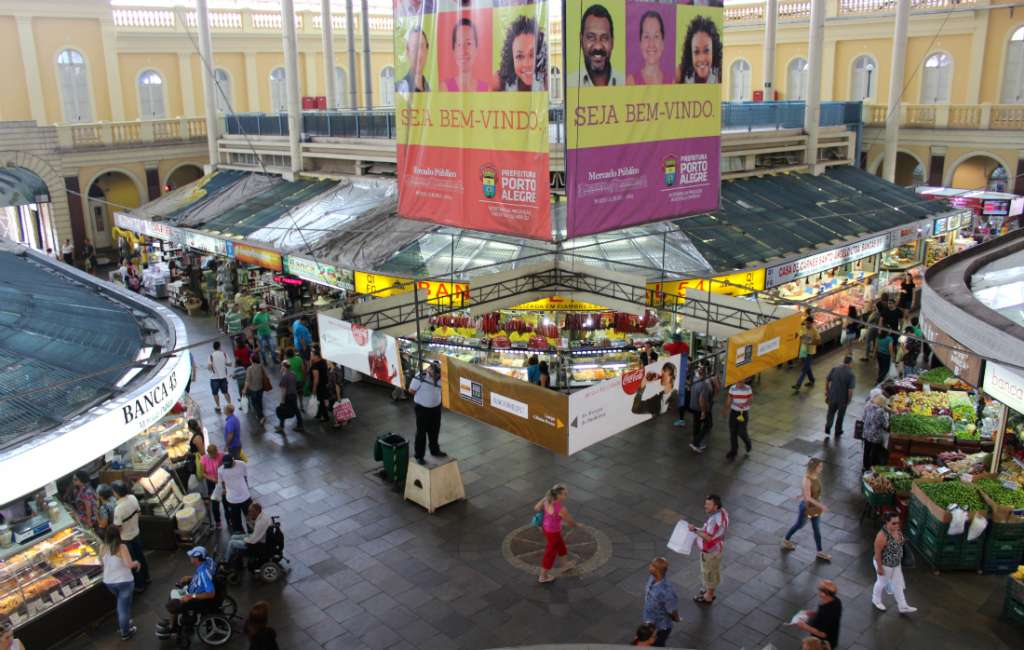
xmin=1006 ymin=575 xmax=1024 ymax=625
xmin=908 ymin=480 xmax=988 ymax=574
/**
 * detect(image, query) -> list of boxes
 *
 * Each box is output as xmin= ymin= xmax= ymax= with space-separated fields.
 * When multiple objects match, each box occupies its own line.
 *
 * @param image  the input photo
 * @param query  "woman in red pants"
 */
xmin=534 ymin=484 xmax=576 ymax=583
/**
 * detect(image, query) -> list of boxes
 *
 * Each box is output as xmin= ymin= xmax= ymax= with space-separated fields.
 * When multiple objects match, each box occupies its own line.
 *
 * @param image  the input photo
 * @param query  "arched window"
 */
xmin=730 ymin=59 xmax=751 ymax=101
xmin=851 ymin=55 xmax=877 ymax=101
xmin=921 ymin=53 xmax=951 ymax=104
xmin=334 ymin=67 xmax=350 ymax=108
xmin=57 ymin=49 xmax=92 ymax=123
xmin=787 ymin=57 xmax=808 ymax=101
xmin=380 ymin=66 xmax=395 ymax=106
xmin=549 ymin=66 xmax=562 ymax=103
xmin=1001 ymin=27 xmax=1024 ymax=103
xmin=213 ymin=68 xmax=232 ymax=113
xmin=270 ymin=67 xmax=287 ymax=112
xmin=990 ymin=165 xmax=1009 ymax=192
xmin=137 ymin=69 xmax=166 ymax=118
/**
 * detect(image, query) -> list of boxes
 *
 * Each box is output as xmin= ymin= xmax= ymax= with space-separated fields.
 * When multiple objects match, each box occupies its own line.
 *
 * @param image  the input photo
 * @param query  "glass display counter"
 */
xmin=770 ymin=256 xmax=879 ymax=336
xmin=880 ymin=242 xmax=923 ymax=272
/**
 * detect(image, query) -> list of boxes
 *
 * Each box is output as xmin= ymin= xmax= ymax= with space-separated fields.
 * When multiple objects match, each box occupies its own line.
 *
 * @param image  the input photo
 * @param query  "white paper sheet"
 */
xmin=667 ymin=520 xmax=697 ymax=555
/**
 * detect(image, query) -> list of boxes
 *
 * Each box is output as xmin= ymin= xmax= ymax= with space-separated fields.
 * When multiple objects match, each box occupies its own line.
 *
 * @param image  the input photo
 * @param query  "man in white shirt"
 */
xmin=408 ymin=361 xmax=445 ymax=465
xmin=224 ymin=502 xmax=271 ymax=567
xmin=725 ymin=378 xmax=753 ymax=460
xmin=207 ymin=341 xmax=234 ymax=413
xmin=112 ymin=480 xmax=149 ymax=591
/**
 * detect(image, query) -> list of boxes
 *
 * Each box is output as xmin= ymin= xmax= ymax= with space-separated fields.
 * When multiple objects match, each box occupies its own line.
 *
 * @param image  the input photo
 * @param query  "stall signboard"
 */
xmin=919 ymin=314 xmax=983 ymax=386
xmin=564 ymin=1 xmax=722 ymax=237
xmin=567 ymin=354 xmax=683 ymax=454
xmin=508 ymin=296 xmax=607 ymax=311
xmin=114 ymin=212 xmax=179 ymax=242
xmin=183 ymin=230 xmax=228 ymax=256
xmin=932 ymin=216 xmax=949 ymax=236
xmin=888 ymin=220 xmax=930 ymax=248
xmin=982 ymin=199 xmax=1011 ymax=217
xmin=283 ymin=256 xmax=353 ymax=290
xmin=353 ymin=271 xmax=470 ymax=305
xmin=724 ymin=313 xmax=802 ymax=386
xmin=317 ymin=313 xmax=405 ymax=388
xmin=765 ymin=235 xmax=888 ymax=288
xmin=230 ymin=242 xmax=283 ymax=272
xmin=646 ymin=269 xmax=765 ymax=305
xmin=983 ymin=362 xmax=1024 ymax=415
xmin=1011 ymin=197 xmax=1024 ymax=216
xmin=441 ymin=355 xmax=569 ymax=454
xmin=393 ymin=0 xmax=551 ymax=239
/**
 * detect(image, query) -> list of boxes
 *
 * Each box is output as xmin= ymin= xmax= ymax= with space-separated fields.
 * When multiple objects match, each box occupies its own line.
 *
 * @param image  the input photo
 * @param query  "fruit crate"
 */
xmin=1005 ymin=591 xmax=1024 ymax=624
xmin=983 ymin=558 xmax=1021 ymax=575
xmin=909 ymin=494 xmax=950 ymax=537
xmin=989 ymin=522 xmax=1024 ymax=541
xmin=862 ymin=479 xmax=895 ymax=508
xmin=913 ymin=526 xmax=984 ymax=573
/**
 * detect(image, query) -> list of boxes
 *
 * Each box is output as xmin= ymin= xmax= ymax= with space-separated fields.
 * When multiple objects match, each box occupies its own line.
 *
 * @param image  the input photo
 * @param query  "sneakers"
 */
xmin=873 ymin=601 xmax=887 ymax=612
xmin=430 ymin=450 xmax=448 ymax=458
xmin=672 ymin=419 xmax=686 ymax=427
xmin=781 ymin=539 xmax=796 ymax=550
xmin=121 ymin=624 xmax=138 ymax=641
xmin=898 ymin=606 xmax=918 ymax=614
xmin=816 ymin=551 xmax=832 ymax=562
xmin=791 ymin=384 xmax=801 ymax=390
xmin=689 ymin=444 xmax=704 ymax=454
xmin=415 ymin=457 xmax=426 ymax=465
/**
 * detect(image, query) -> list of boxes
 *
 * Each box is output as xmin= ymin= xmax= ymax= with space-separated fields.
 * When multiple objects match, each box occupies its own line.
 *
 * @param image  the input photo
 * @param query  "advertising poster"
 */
xmin=317 ymin=313 xmax=405 ymax=388
xmin=646 ymin=268 xmax=766 ymax=305
xmin=567 ymin=354 xmax=682 ymax=454
xmin=724 ymin=313 xmax=802 ymax=386
xmin=394 ymin=0 xmax=551 ymax=239
xmin=441 ymin=355 xmax=569 ymax=454
xmin=353 ymin=271 xmax=471 ymax=306
xmin=564 ymin=0 xmax=722 ymax=237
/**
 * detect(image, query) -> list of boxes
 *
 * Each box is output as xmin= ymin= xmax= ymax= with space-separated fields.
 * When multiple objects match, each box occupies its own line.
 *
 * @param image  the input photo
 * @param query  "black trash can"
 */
xmin=373 ymin=433 xmax=408 ymax=485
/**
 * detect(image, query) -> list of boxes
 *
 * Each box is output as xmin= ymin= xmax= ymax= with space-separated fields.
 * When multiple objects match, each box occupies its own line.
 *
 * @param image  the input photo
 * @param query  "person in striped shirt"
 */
xmin=725 ymin=378 xmax=753 ymax=460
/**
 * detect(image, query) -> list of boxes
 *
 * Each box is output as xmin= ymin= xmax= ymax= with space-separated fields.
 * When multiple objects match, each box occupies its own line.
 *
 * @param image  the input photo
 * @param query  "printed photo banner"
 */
xmin=564 ymin=0 xmax=722 ymax=236
xmin=317 ymin=313 xmax=405 ymax=388
xmin=724 ymin=313 xmax=802 ymax=386
xmin=394 ymin=0 xmax=551 ymax=239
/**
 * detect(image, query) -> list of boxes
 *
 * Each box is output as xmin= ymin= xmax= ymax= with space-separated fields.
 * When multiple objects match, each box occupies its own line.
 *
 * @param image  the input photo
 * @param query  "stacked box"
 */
xmin=908 ymin=493 xmax=983 ymax=571
xmin=984 ymin=522 xmax=1024 ymax=574
xmin=1004 ymin=577 xmax=1024 ymax=625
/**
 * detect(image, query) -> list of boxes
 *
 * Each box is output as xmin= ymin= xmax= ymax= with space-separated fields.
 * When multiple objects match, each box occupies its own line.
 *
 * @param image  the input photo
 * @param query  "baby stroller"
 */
xmin=221 ymin=516 xmax=290 ymax=585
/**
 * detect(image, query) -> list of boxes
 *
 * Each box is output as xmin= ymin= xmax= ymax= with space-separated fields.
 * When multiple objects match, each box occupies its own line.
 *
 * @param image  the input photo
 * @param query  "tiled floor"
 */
xmin=55 ymin=314 xmax=1020 ymax=649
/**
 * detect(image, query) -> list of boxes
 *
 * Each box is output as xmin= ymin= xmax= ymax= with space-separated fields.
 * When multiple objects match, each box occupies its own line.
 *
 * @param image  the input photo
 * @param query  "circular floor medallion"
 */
xmin=501 ymin=523 xmax=612 ymax=577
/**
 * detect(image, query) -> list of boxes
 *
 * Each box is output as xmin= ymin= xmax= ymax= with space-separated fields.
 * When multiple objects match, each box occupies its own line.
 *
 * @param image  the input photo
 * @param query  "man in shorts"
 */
xmin=208 ymin=341 xmax=234 ymax=413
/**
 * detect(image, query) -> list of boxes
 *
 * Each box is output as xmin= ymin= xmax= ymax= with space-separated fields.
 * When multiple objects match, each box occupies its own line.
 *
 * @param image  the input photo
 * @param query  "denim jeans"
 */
xmin=785 ymin=501 xmax=822 ymax=551
xmin=105 ymin=580 xmax=134 ymax=635
xmin=795 ymin=356 xmax=815 ymax=387
xmin=258 ymin=333 xmax=276 ymax=365
xmin=124 ymin=537 xmax=149 ymax=588
xmin=225 ymin=534 xmax=249 ymax=566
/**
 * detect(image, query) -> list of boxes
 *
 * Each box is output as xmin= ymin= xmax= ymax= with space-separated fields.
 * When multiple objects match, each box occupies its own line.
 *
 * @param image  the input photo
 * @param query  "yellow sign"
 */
xmin=724 ymin=313 xmax=803 ymax=386
xmin=647 ymin=269 xmax=766 ymax=306
xmin=353 ymin=272 xmax=470 ymax=305
xmin=508 ymin=296 xmax=607 ymax=312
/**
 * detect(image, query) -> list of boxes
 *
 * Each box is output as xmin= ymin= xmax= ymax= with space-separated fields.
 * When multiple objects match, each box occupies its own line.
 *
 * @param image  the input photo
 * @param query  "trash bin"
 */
xmin=373 ymin=433 xmax=408 ymax=485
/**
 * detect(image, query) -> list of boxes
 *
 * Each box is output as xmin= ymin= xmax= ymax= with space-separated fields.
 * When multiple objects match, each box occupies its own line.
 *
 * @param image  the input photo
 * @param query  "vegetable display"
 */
xmin=889 ymin=391 xmax=952 ymax=416
xmin=975 ymin=479 xmax=1024 ymax=509
xmin=890 ymin=414 xmax=953 ymax=437
xmin=919 ymin=367 xmax=954 ymax=385
xmin=917 ymin=480 xmax=987 ymax=511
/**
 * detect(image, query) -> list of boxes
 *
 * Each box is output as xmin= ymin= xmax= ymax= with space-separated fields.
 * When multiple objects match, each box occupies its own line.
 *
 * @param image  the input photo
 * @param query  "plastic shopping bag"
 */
xmin=667 ymin=520 xmax=697 ymax=555
xmin=948 ymin=508 xmax=967 ymax=536
xmin=967 ymin=514 xmax=988 ymax=542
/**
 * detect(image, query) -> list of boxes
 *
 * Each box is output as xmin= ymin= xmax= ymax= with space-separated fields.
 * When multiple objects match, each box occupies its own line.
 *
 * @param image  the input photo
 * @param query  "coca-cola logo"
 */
xmin=620 ymin=367 xmax=644 ymax=395
xmin=351 ymin=324 xmax=369 ymax=346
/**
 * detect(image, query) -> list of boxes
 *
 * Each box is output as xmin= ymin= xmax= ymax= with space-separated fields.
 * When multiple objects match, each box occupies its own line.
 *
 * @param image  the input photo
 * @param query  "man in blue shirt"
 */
xmin=292 ymin=318 xmax=313 ymax=361
xmin=157 ymin=546 xmax=217 ymax=638
xmin=642 ymin=557 xmax=680 ymax=647
xmin=223 ymin=404 xmax=242 ymax=458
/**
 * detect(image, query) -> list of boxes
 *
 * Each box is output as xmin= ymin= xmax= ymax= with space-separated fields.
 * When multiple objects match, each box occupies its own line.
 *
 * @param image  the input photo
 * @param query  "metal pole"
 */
xmin=803 ymin=0 xmax=825 ymax=173
xmin=345 ymin=0 xmax=358 ymax=108
xmin=360 ymin=0 xmax=373 ymax=108
xmin=196 ymin=0 xmax=219 ymax=170
xmin=281 ymin=0 xmax=303 ymax=175
xmin=763 ymin=0 xmax=778 ymax=99
xmin=321 ymin=0 xmax=337 ymax=109
xmin=414 ymin=285 xmax=423 ymax=372
xmin=883 ymin=0 xmax=910 ymax=182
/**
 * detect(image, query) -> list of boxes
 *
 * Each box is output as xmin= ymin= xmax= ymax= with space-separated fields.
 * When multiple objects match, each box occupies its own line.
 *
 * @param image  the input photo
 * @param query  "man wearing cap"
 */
xmin=408 ymin=361 xmax=445 ymax=465
xmin=157 ymin=546 xmax=217 ymax=639
xmin=251 ymin=305 xmax=276 ymax=366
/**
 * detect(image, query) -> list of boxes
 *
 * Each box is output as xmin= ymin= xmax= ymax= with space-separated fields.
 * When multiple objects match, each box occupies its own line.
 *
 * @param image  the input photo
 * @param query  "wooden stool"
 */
xmin=404 ymin=457 xmax=466 ymax=514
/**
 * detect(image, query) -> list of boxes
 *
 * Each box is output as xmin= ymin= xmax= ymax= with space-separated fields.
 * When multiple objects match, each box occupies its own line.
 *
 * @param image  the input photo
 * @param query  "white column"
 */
xmin=345 ymin=0 xmax=359 ymax=108
xmin=100 ymin=18 xmax=125 ymax=121
xmin=965 ymin=11 xmax=988 ymax=105
xmin=282 ymin=0 xmax=303 ymax=175
xmin=197 ymin=0 xmax=220 ymax=170
xmin=763 ymin=0 xmax=777 ymax=99
xmin=244 ymin=52 xmax=260 ymax=111
xmin=360 ymin=0 xmax=373 ymax=108
xmin=15 ymin=16 xmax=47 ymax=124
xmin=321 ymin=0 xmax=337 ymax=109
xmin=883 ymin=0 xmax=910 ymax=183
xmin=178 ymin=52 xmax=197 ymax=116
xmin=803 ymin=0 xmax=825 ymax=171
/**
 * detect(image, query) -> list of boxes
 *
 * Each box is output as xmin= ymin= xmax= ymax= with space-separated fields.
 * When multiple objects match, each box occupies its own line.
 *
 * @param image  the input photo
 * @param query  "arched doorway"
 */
xmin=948 ymin=154 xmax=1008 ymax=192
xmin=872 ymin=152 xmax=925 ymax=188
xmin=0 ymin=166 xmax=57 ymax=254
xmin=86 ymin=171 xmax=142 ymax=250
xmin=164 ymin=164 xmax=203 ymax=192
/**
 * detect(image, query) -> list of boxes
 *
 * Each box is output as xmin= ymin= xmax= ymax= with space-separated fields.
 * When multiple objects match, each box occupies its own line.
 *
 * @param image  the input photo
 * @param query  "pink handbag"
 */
xmin=333 ymin=398 xmax=356 ymax=422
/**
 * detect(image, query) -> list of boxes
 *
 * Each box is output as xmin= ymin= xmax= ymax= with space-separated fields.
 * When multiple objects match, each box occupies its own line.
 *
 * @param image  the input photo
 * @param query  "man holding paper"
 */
xmin=642 ymin=557 xmax=680 ymax=647
xmin=689 ymin=494 xmax=728 ymax=605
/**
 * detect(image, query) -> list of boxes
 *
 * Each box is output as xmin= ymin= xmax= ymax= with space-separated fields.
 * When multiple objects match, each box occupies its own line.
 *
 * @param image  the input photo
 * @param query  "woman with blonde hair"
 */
xmin=534 ymin=484 xmax=576 ymax=583
xmin=782 ymin=458 xmax=832 ymax=561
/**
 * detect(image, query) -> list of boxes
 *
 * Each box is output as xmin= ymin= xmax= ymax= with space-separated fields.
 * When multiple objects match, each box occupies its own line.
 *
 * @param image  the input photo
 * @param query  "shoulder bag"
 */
xmin=261 ymin=368 xmax=272 ymax=392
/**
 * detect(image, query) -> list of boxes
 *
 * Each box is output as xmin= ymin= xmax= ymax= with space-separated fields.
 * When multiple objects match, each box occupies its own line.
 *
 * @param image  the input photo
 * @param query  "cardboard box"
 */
xmin=978 ymin=488 xmax=1024 ymax=524
xmin=911 ymin=480 xmax=988 ymax=524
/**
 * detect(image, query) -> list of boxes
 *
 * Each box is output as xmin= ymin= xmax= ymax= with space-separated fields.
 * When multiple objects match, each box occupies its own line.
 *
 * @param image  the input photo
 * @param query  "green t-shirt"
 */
xmin=287 ymin=355 xmax=304 ymax=384
xmin=252 ymin=311 xmax=272 ymax=337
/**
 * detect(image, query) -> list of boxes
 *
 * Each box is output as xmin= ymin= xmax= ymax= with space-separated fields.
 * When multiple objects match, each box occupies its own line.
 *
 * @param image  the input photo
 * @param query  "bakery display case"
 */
xmin=0 ymin=504 xmax=112 ymax=647
xmin=880 ymin=242 xmax=923 ymax=271
xmin=136 ymin=466 xmax=185 ymax=519
xmin=564 ymin=349 xmax=635 ymax=388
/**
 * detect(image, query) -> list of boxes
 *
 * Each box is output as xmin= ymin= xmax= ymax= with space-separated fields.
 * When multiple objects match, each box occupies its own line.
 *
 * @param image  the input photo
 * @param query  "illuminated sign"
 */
xmin=766 ymin=236 xmax=888 ymax=288
xmin=353 ymin=271 xmax=470 ymax=305
xmin=647 ymin=269 xmax=766 ymax=304
xmin=232 ymin=242 xmax=283 ymax=272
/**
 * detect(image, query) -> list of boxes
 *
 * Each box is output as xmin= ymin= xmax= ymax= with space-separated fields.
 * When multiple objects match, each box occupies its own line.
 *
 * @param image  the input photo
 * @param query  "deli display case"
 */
xmin=0 ymin=503 xmax=112 ymax=647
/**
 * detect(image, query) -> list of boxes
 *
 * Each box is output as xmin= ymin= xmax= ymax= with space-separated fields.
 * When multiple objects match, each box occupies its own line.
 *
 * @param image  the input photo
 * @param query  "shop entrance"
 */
xmin=0 ymin=166 xmax=57 ymax=253
xmin=86 ymin=171 xmax=142 ymax=250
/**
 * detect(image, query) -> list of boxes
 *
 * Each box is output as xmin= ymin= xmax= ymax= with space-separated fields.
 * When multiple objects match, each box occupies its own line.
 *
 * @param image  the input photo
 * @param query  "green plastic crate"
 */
xmin=989 ymin=522 xmax=1024 ymax=541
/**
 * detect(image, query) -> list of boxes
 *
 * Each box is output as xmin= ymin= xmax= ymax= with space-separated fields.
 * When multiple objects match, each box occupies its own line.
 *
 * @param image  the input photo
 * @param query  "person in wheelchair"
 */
xmin=156 ymin=546 xmax=217 ymax=639
xmin=224 ymin=502 xmax=271 ymax=571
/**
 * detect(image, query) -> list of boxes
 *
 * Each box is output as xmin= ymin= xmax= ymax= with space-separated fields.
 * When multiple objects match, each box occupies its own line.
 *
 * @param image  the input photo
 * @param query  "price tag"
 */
xmin=78 ymin=577 xmax=89 ymax=589
xmin=10 ymin=612 xmax=25 ymax=626
xmin=44 ymin=481 xmax=58 ymax=497
xmin=937 ymin=466 xmax=951 ymax=475
xmin=26 ymin=600 xmax=41 ymax=616
xmin=1013 ymin=458 xmax=1024 ymax=470
xmin=50 ymin=591 xmax=63 ymax=603
xmin=961 ymin=473 xmax=973 ymax=482
xmin=61 ymin=585 xmax=74 ymax=598
xmin=1003 ymin=480 xmax=1021 ymax=491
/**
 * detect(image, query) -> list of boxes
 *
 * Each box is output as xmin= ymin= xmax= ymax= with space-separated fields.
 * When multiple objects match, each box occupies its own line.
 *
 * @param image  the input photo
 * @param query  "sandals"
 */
xmin=538 ymin=575 xmax=556 ymax=583
xmin=693 ymin=594 xmax=715 ymax=604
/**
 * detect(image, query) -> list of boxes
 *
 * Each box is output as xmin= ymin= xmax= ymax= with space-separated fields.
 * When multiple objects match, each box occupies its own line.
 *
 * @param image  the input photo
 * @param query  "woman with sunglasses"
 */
xmin=871 ymin=512 xmax=917 ymax=613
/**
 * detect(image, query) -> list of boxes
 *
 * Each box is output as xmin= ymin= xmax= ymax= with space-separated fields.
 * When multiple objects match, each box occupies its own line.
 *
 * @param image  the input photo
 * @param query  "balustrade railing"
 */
xmin=56 ymin=117 xmax=207 ymax=150
xmin=864 ymin=103 xmax=1023 ymax=130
